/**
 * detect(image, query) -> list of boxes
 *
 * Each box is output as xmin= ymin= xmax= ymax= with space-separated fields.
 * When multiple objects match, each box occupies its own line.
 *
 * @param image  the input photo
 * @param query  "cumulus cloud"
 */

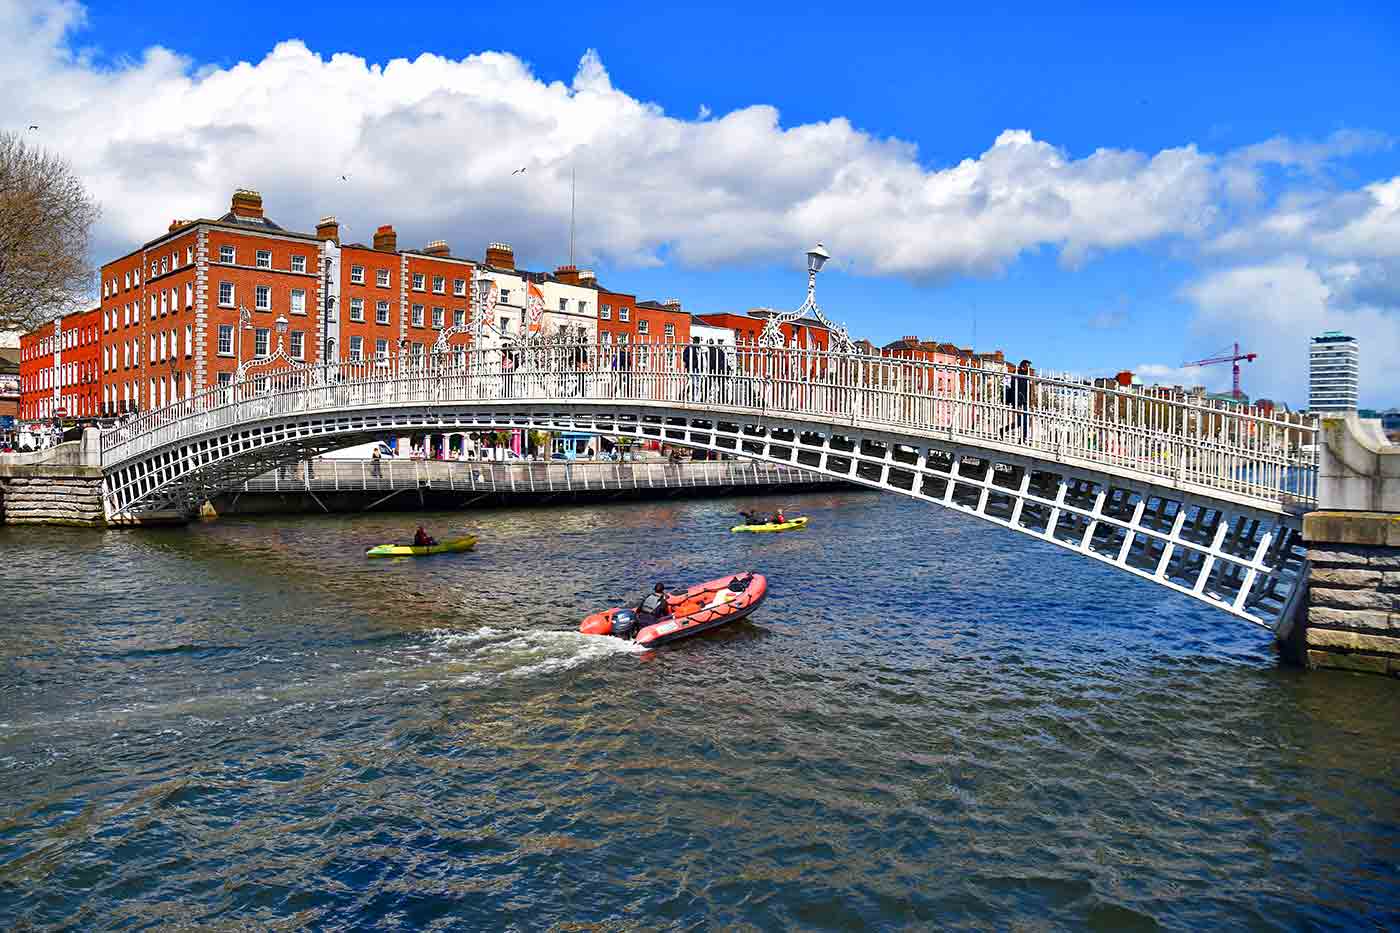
xmin=4 ymin=0 xmax=1228 ymax=280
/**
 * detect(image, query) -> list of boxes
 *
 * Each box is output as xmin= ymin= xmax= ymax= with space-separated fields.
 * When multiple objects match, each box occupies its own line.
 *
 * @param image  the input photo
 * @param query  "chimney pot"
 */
xmin=315 ymin=215 xmax=340 ymax=245
xmin=230 ymin=188 xmax=264 ymax=219
xmin=485 ymin=242 xmax=515 ymax=271
xmin=423 ymin=239 xmax=450 ymax=257
xmin=554 ymin=264 xmax=580 ymax=285
xmin=373 ymin=225 xmax=398 ymax=253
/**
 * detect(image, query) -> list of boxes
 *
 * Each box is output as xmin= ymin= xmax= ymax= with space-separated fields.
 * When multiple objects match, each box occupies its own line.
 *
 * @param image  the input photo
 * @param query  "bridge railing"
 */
xmin=99 ymin=339 xmax=1318 ymax=508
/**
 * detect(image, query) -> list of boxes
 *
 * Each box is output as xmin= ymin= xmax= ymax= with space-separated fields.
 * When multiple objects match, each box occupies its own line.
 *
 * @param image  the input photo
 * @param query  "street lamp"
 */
xmin=757 ymin=242 xmax=854 ymax=353
xmin=274 ymin=313 xmax=290 ymax=351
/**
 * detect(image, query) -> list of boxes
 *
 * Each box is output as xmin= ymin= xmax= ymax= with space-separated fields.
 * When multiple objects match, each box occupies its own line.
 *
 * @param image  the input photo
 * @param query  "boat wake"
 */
xmin=379 ymin=625 xmax=645 ymax=689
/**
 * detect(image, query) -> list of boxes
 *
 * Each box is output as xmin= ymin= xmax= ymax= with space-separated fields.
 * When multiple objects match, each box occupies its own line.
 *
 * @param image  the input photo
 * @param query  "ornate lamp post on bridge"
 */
xmin=757 ymin=242 xmax=855 ymax=353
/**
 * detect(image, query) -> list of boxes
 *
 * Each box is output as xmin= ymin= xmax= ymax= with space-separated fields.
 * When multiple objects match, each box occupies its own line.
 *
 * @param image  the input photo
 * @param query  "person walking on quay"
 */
xmin=371 ymin=445 xmax=382 ymax=478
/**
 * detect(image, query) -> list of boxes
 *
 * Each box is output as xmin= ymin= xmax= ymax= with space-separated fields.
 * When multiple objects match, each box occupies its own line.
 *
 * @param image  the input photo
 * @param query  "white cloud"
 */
xmin=5 ymin=0 xmax=1226 ymax=281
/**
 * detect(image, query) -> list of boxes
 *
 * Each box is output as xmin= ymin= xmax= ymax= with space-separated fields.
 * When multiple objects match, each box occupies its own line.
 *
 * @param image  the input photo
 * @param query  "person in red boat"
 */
xmin=637 ymin=582 xmax=670 ymax=622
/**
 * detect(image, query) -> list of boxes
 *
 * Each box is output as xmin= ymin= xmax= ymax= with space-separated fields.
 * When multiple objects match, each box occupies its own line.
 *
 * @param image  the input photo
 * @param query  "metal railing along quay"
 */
xmin=238 ymin=458 xmax=830 ymax=496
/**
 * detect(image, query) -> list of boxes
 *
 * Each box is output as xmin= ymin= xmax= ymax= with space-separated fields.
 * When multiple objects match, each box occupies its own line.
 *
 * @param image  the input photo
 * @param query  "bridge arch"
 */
xmin=102 ymin=386 xmax=1308 ymax=634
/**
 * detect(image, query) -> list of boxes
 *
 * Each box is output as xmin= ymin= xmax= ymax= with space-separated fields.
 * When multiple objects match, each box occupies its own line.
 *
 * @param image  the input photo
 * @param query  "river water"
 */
xmin=1 ymin=491 xmax=1397 ymax=929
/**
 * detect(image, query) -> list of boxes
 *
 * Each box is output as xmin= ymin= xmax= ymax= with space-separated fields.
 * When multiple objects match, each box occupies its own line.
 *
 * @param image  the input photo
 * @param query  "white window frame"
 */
xmin=638 ymin=320 xmax=649 ymax=335
xmin=351 ymin=264 xmax=365 ymax=285
xmin=453 ymin=278 xmax=466 ymax=296
xmin=375 ymin=338 xmax=389 ymax=365
xmin=349 ymin=298 xmax=364 ymax=322
xmin=453 ymin=308 xmax=466 ymax=327
xmin=619 ymin=307 xmax=630 ymax=322
xmin=411 ymin=305 xmax=424 ymax=327
xmin=412 ymin=273 xmax=425 ymax=291
xmin=376 ymin=269 xmax=390 ymax=287
xmin=290 ymin=289 xmax=307 ymax=316
xmin=218 ymin=282 xmax=234 ymax=307
xmin=289 ymin=331 xmax=304 ymax=360
xmin=600 ymin=304 xmax=611 ymax=320
xmin=432 ymin=307 xmax=444 ymax=329
xmin=664 ymin=323 xmax=674 ymax=338
xmin=290 ymin=254 xmax=306 ymax=273
xmin=254 ymin=328 xmax=270 ymax=358
xmin=432 ymin=275 xmax=445 ymax=294
xmin=255 ymin=285 xmax=271 ymax=311
xmin=219 ymin=245 xmax=235 ymax=264
xmin=376 ymin=301 xmax=390 ymax=325
xmin=348 ymin=336 xmax=364 ymax=361
xmin=255 ymin=249 xmax=271 ymax=269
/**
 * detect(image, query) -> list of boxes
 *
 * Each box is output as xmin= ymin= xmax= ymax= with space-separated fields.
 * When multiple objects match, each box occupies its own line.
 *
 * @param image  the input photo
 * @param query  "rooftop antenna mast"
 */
xmin=569 ymin=165 xmax=576 ymax=267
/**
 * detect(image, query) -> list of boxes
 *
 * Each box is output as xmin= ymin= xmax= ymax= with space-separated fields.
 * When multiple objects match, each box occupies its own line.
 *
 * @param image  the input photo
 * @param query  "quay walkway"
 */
xmin=217 ymin=458 xmax=843 ymax=514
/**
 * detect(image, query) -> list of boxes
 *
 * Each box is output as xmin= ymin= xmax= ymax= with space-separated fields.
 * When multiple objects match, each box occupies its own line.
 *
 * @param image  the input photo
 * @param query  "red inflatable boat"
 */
xmin=580 ymin=572 xmax=768 ymax=647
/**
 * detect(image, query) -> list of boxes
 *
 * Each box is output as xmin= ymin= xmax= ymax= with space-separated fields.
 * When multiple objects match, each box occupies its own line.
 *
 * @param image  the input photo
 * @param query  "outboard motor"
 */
xmin=611 ymin=609 xmax=640 ymax=640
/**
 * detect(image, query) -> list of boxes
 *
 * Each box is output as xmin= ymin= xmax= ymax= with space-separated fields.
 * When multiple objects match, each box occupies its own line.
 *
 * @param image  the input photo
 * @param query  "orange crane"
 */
xmin=1183 ymin=342 xmax=1257 ymax=400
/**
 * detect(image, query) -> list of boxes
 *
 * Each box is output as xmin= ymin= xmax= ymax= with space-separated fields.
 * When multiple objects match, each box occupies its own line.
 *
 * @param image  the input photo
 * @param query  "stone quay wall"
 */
xmin=0 ymin=467 xmax=106 ymax=527
xmin=1302 ymin=512 xmax=1400 ymax=676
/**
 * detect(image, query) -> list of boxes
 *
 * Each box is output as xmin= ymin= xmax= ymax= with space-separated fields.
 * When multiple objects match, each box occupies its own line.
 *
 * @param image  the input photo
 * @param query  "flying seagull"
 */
xmin=340 ymin=174 xmax=349 ymax=181
xmin=28 ymin=125 xmax=38 ymax=130
xmin=512 ymin=167 xmax=527 ymax=175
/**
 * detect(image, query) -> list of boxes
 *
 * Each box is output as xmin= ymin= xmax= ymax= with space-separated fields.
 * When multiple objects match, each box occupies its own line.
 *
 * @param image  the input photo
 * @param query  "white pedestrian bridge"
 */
xmin=99 ymin=341 xmax=1318 ymax=636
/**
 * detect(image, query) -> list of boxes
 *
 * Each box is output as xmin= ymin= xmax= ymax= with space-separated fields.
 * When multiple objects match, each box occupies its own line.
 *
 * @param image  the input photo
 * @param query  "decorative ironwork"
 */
xmin=235 ymin=314 xmax=317 ymax=383
xmin=757 ymin=243 xmax=857 ymax=353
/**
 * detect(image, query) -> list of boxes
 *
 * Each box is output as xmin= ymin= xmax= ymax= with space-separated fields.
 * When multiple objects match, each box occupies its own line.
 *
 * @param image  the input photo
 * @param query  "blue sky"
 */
xmin=11 ymin=0 xmax=1400 ymax=404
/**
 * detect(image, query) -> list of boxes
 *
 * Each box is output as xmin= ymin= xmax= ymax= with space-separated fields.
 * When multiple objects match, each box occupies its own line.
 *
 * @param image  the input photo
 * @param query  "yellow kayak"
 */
xmin=731 ymin=517 xmax=809 ymax=533
xmin=366 ymin=535 xmax=478 ymax=558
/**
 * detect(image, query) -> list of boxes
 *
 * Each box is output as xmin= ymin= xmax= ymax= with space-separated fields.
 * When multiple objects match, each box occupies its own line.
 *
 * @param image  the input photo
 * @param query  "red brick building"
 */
xmin=98 ymin=189 xmax=326 ymax=413
xmin=19 ymin=305 xmax=100 ymax=421
xmin=692 ymin=310 xmax=829 ymax=348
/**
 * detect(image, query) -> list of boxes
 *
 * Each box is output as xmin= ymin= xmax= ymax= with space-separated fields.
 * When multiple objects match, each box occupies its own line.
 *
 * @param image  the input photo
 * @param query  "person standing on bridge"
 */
xmin=501 ymin=345 xmax=516 ymax=399
xmin=1002 ymin=359 xmax=1033 ymax=443
xmin=371 ymin=445 xmax=382 ymax=478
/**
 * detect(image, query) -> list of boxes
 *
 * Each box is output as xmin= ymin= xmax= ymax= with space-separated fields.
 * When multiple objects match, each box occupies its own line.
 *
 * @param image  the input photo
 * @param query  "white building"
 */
xmin=1309 ymin=330 xmax=1359 ymax=413
xmin=473 ymin=245 xmax=597 ymax=348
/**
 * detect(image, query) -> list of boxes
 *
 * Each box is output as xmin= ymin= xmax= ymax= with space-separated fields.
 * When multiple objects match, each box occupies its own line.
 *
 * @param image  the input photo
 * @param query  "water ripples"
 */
xmin=1 ymin=492 xmax=1399 ymax=929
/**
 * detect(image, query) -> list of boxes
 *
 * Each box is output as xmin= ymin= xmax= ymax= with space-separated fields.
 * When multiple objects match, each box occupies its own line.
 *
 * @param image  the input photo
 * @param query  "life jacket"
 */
xmin=639 ymin=592 xmax=667 ymax=617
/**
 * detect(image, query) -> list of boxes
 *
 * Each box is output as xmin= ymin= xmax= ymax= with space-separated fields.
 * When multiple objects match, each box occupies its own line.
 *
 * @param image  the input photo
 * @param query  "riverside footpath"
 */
xmin=0 ymin=431 xmax=845 ymax=524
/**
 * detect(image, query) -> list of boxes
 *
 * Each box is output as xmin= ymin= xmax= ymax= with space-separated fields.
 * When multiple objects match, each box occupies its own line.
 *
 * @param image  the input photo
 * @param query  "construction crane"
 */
xmin=1183 ymin=342 xmax=1257 ymax=400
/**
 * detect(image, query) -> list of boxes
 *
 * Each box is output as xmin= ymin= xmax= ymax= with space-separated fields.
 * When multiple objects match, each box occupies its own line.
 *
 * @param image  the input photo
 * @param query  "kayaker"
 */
xmin=413 ymin=526 xmax=437 ymax=547
xmin=770 ymin=509 xmax=787 ymax=525
xmin=738 ymin=509 xmax=763 ymax=525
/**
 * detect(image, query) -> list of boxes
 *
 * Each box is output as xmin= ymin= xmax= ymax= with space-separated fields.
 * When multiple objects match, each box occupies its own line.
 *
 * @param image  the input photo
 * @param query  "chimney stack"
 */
xmin=315 ymin=216 xmax=340 ymax=245
xmin=554 ymin=264 xmax=580 ymax=285
xmin=663 ymin=297 xmax=682 ymax=311
xmin=423 ymin=239 xmax=450 ymax=257
xmin=230 ymin=188 xmax=264 ymax=219
xmin=373 ymin=225 xmax=398 ymax=253
xmin=578 ymin=269 xmax=595 ymax=283
xmin=168 ymin=219 xmax=192 ymax=233
xmin=485 ymin=242 xmax=515 ymax=270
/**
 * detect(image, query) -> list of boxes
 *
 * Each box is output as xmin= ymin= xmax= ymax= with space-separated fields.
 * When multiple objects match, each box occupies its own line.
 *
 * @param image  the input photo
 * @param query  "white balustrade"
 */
xmin=99 ymin=339 xmax=1318 ymax=510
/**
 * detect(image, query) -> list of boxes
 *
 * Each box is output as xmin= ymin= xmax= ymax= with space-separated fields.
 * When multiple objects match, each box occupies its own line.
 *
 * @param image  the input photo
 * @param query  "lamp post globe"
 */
xmin=806 ymin=242 xmax=830 ymax=274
